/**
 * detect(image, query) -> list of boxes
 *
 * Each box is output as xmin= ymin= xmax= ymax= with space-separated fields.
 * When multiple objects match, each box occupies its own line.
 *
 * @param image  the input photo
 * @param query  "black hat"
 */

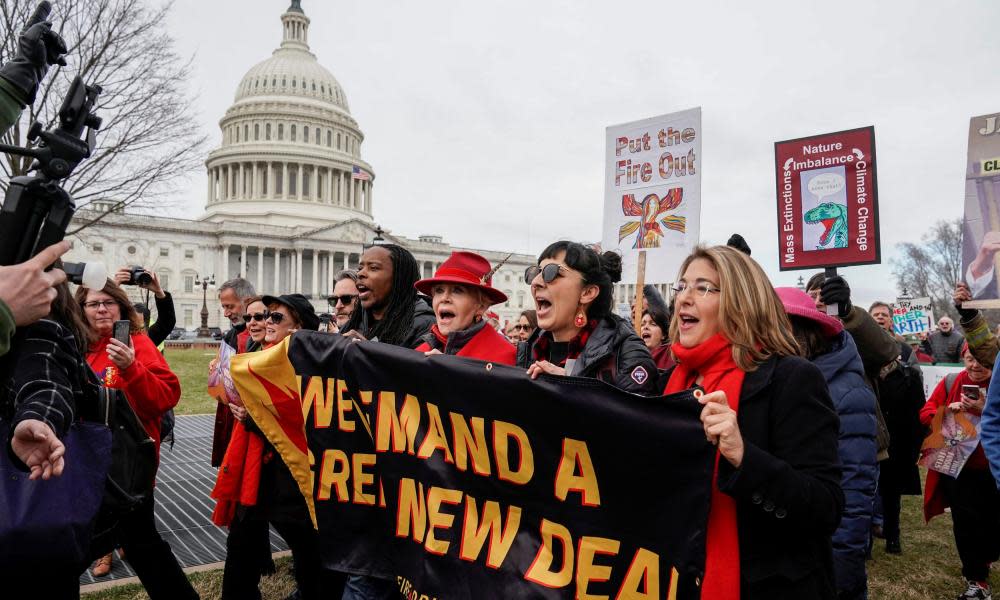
xmin=643 ymin=284 xmax=671 ymax=333
xmin=261 ymin=293 xmax=319 ymax=331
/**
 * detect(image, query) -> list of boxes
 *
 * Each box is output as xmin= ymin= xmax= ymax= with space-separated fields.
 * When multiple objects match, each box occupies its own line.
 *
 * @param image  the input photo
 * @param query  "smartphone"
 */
xmin=113 ymin=320 xmax=131 ymax=345
xmin=961 ymin=384 xmax=981 ymax=401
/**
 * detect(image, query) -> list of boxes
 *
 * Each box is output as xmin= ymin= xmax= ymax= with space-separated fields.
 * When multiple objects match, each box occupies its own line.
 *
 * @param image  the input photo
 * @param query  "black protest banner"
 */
xmin=239 ymin=331 xmax=714 ymax=599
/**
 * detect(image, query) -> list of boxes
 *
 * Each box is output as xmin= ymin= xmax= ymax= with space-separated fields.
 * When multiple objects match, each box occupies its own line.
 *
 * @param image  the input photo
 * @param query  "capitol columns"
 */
xmin=295 ymin=249 xmax=303 ymax=292
xmin=273 ymin=248 xmax=281 ymax=292
xmin=366 ymin=183 xmax=372 ymax=213
xmin=326 ymin=168 xmax=334 ymax=204
xmin=326 ymin=250 xmax=334 ymax=294
xmin=311 ymin=167 xmax=319 ymax=202
xmin=296 ymin=165 xmax=303 ymax=201
xmin=251 ymin=163 xmax=259 ymax=199
xmin=349 ymin=168 xmax=355 ymax=209
xmin=256 ymin=247 xmax=264 ymax=291
xmin=282 ymin=163 xmax=289 ymax=200
xmin=311 ymin=250 xmax=319 ymax=297
xmin=240 ymin=246 xmax=247 ymax=278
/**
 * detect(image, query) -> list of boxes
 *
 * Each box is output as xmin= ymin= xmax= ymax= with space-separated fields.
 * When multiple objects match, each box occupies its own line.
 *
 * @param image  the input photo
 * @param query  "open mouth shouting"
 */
xmin=436 ymin=306 xmax=457 ymax=329
xmin=356 ymin=283 xmax=371 ymax=303
xmin=533 ymin=292 xmax=553 ymax=321
xmin=677 ymin=311 xmax=700 ymax=335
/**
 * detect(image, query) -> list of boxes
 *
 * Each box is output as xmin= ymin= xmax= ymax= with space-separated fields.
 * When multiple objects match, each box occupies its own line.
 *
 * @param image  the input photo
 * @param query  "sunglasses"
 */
xmin=266 ymin=312 xmax=286 ymax=324
xmin=514 ymin=324 xmax=532 ymax=331
xmin=329 ymin=294 xmax=358 ymax=306
xmin=524 ymin=263 xmax=567 ymax=285
xmin=243 ymin=312 xmax=267 ymax=323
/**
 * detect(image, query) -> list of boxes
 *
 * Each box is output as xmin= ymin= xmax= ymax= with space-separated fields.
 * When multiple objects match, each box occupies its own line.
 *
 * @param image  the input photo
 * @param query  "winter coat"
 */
xmin=984 ymin=359 xmax=1000 ymax=491
xmin=841 ymin=306 xmax=897 ymax=460
xmin=516 ymin=313 xmax=657 ymax=395
xmin=876 ymin=354 xmax=925 ymax=496
xmin=415 ymin=320 xmax=516 ymax=365
xmin=927 ymin=330 xmax=965 ymax=364
xmin=810 ymin=332 xmax=878 ymax=597
xmin=960 ymin=311 xmax=999 ymax=370
xmin=665 ymin=355 xmax=843 ymax=599
xmin=402 ymin=298 xmax=436 ymax=349
xmin=212 ymin=323 xmax=251 ymax=467
xmin=919 ymin=371 xmax=990 ymax=521
xmin=87 ymin=333 xmax=180 ymax=461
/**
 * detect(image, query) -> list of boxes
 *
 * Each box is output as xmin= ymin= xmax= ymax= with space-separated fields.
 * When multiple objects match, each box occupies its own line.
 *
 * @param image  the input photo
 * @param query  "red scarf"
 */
xmin=210 ymin=420 xmax=265 ymax=526
xmin=664 ymin=333 xmax=742 ymax=599
xmin=531 ymin=318 xmax=598 ymax=367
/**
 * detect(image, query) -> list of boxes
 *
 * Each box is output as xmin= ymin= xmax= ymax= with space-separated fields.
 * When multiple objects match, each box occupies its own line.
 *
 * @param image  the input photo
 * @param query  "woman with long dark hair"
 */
xmin=1 ymin=279 xmax=96 ymax=598
xmin=662 ymin=246 xmax=842 ymax=599
xmin=341 ymin=244 xmax=434 ymax=348
xmin=517 ymin=241 xmax=656 ymax=394
xmin=74 ymin=280 xmax=196 ymax=599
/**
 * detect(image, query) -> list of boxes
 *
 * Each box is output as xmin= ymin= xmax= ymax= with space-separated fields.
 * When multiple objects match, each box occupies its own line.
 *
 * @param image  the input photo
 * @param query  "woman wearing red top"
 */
xmin=413 ymin=251 xmax=516 ymax=365
xmin=919 ymin=343 xmax=1000 ymax=600
xmin=75 ymin=280 xmax=196 ymax=600
xmin=662 ymin=246 xmax=842 ymax=599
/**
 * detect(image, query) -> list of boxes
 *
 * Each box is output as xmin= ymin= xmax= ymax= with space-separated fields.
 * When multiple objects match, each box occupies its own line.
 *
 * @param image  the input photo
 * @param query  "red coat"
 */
xmin=415 ymin=324 xmax=516 ymax=365
xmin=919 ymin=370 xmax=989 ymax=522
xmin=87 ymin=332 xmax=181 ymax=459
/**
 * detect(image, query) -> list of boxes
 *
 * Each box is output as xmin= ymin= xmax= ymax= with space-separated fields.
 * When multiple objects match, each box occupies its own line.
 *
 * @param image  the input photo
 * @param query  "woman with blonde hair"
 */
xmin=662 ymin=245 xmax=843 ymax=599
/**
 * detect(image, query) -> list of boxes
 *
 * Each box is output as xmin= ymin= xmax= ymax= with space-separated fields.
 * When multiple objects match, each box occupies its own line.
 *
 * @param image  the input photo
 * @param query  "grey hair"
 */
xmin=218 ymin=277 xmax=256 ymax=300
xmin=334 ymin=269 xmax=358 ymax=284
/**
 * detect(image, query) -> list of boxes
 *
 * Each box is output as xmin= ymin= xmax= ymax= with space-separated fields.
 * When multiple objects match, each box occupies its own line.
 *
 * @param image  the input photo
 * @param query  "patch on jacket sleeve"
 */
xmin=630 ymin=366 xmax=649 ymax=385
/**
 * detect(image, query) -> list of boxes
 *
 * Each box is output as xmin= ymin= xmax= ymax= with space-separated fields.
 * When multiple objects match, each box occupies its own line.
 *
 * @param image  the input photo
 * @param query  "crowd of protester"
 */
xmin=5 ymin=233 xmax=1000 ymax=600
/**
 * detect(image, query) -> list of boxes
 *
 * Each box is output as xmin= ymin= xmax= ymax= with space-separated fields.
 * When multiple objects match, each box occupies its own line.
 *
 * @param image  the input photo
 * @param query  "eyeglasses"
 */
xmin=514 ymin=324 xmax=532 ymax=331
xmin=329 ymin=294 xmax=358 ymax=306
xmin=524 ymin=263 xmax=568 ymax=285
xmin=671 ymin=282 xmax=721 ymax=298
xmin=83 ymin=300 xmax=116 ymax=310
xmin=266 ymin=312 xmax=286 ymax=324
xmin=243 ymin=312 xmax=267 ymax=323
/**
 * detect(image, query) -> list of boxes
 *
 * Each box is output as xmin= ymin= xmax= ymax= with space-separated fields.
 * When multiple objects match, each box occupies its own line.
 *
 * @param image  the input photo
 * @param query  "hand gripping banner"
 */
xmin=232 ymin=332 xmax=715 ymax=600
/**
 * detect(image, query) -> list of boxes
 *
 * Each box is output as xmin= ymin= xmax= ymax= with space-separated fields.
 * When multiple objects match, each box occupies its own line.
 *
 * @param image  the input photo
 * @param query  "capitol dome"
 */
xmin=202 ymin=0 xmax=375 ymax=227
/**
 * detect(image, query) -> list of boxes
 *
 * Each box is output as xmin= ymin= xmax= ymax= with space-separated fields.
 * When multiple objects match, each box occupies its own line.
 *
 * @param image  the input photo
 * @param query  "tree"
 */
xmin=891 ymin=219 xmax=962 ymax=321
xmin=0 ymin=0 xmax=206 ymax=227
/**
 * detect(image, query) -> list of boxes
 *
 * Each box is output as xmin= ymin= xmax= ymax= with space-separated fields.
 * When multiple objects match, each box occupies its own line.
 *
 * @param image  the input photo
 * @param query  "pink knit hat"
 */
xmin=775 ymin=287 xmax=843 ymax=337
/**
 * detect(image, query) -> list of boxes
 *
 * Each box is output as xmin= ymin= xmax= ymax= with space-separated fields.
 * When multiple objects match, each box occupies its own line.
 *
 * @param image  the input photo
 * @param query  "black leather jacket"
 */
xmin=516 ymin=313 xmax=657 ymax=395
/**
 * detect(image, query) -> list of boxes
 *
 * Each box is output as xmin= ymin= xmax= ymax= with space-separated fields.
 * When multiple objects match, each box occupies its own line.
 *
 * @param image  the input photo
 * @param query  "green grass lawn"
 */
xmin=163 ymin=346 xmax=221 ymax=416
xmin=85 ymin=352 xmax=984 ymax=599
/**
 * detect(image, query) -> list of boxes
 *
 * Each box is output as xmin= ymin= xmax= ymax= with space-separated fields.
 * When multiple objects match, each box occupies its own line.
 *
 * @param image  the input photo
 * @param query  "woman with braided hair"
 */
xmin=340 ymin=244 xmax=434 ymax=349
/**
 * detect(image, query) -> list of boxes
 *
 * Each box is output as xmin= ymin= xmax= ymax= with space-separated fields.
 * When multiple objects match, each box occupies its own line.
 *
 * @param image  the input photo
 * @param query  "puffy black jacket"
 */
xmin=516 ymin=313 xmax=657 ymax=395
xmin=402 ymin=297 xmax=435 ymax=349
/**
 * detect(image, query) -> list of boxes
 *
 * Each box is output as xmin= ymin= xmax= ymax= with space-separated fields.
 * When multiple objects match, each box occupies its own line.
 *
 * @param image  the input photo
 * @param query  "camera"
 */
xmin=126 ymin=265 xmax=152 ymax=286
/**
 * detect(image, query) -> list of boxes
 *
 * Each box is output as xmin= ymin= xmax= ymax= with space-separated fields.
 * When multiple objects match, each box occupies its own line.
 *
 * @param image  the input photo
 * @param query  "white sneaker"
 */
xmin=958 ymin=580 xmax=992 ymax=600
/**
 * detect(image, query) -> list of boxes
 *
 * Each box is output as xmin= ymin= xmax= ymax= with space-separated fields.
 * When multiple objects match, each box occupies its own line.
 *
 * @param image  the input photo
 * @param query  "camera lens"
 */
xmin=136 ymin=270 xmax=153 ymax=286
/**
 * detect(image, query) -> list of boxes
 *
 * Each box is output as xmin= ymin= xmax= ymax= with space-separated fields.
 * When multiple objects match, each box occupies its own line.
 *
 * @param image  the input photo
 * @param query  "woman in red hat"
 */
xmin=413 ymin=251 xmax=516 ymax=365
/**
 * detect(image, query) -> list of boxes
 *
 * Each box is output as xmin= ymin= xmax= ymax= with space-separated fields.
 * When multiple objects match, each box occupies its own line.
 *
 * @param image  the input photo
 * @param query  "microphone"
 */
xmin=62 ymin=260 xmax=106 ymax=289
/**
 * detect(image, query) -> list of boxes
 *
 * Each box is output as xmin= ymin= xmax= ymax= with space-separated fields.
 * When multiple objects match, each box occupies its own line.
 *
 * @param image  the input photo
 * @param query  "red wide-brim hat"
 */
xmin=414 ymin=251 xmax=508 ymax=306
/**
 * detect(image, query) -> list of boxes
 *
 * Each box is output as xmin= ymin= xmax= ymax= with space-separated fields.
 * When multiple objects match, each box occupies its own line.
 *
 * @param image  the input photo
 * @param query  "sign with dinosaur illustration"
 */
xmin=603 ymin=108 xmax=702 ymax=283
xmin=774 ymin=126 xmax=880 ymax=271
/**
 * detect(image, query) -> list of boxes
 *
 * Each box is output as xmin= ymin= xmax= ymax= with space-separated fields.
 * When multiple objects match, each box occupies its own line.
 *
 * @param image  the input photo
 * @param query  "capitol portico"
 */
xmin=64 ymin=0 xmax=535 ymax=330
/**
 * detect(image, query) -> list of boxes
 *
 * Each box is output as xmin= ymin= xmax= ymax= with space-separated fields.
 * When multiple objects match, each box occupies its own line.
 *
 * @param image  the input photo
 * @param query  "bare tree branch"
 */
xmin=891 ymin=219 xmax=963 ymax=321
xmin=0 ymin=0 xmax=206 ymax=213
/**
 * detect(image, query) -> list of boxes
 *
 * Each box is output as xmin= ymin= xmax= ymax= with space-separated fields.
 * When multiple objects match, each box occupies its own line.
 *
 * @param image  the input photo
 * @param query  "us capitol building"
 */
xmin=64 ymin=1 xmax=536 ymax=330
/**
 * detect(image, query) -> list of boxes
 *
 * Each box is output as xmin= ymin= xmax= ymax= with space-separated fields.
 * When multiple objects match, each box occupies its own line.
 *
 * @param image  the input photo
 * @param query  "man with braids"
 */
xmin=338 ymin=243 xmax=434 ymax=600
xmin=340 ymin=244 xmax=434 ymax=349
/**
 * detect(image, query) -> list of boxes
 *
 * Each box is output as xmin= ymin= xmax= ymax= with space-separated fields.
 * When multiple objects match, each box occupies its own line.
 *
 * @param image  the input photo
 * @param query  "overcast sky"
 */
xmin=164 ymin=0 xmax=1000 ymax=303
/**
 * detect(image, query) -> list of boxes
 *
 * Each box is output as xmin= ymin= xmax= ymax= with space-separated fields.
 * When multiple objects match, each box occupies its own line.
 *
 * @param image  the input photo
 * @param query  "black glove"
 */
xmin=820 ymin=275 xmax=852 ymax=319
xmin=726 ymin=234 xmax=751 ymax=256
xmin=0 ymin=4 xmax=67 ymax=105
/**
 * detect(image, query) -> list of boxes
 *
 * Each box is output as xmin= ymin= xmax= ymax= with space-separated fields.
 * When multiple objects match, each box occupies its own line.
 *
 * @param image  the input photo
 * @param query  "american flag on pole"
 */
xmin=352 ymin=166 xmax=370 ymax=181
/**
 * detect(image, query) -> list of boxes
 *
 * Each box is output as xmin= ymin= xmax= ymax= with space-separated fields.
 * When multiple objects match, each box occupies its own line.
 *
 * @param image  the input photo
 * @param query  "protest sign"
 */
xmin=774 ymin=127 xmax=880 ymax=271
xmin=603 ymin=108 xmax=701 ymax=285
xmin=919 ymin=409 xmax=981 ymax=478
xmin=891 ymin=296 xmax=934 ymax=336
xmin=233 ymin=332 xmax=714 ymax=600
xmin=960 ymin=111 xmax=1000 ymax=308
